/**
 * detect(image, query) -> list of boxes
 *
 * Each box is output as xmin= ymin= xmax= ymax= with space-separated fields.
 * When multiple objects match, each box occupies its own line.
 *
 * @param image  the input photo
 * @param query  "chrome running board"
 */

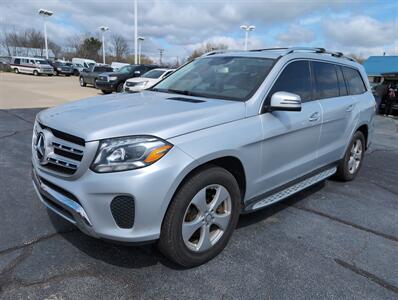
xmin=247 ymin=167 xmax=337 ymax=211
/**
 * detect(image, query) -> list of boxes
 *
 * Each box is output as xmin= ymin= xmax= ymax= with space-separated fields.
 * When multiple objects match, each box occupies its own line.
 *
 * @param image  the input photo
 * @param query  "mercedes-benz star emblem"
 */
xmin=35 ymin=132 xmax=46 ymax=163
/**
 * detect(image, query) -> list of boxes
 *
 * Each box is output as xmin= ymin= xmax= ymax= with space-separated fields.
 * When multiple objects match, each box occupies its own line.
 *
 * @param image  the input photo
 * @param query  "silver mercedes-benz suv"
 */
xmin=32 ymin=47 xmax=375 ymax=267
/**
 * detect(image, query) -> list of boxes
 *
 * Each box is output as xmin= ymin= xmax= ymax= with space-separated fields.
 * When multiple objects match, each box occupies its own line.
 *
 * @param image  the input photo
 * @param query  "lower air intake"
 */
xmin=110 ymin=196 xmax=135 ymax=229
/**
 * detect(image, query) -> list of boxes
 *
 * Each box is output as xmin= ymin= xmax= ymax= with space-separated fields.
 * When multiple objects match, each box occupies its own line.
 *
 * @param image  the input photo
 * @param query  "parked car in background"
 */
xmin=72 ymin=58 xmax=96 ymax=70
xmin=79 ymin=64 xmax=114 ymax=88
xmin=47 ymin=61 xmax=73 ymax=76
xmin=111 ymin=62 xmax=130 ymax=71
xmin=124 ymin=68 xmax=175 ymax=92
xmin=10 ymin=56 xmax=53 ymax=76
xmin=31 ymin=47 xmax=375 ymax=267
xmin=95 ymin=64 xmax=160 ymax=94
xmin=69 ymin=62 xmax=84 ymax=76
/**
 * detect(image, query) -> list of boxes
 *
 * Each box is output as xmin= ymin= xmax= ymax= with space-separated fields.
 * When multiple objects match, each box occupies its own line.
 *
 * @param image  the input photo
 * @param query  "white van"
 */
xmin=10 ymin=56 xmax=53 ymax=76
xmin=72 ymin=58 xmax=96 ymax=70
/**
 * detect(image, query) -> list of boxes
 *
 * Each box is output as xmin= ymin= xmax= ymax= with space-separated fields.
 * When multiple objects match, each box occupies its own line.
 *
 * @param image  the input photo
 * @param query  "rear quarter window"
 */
xmin=342 ymin=66 xmax=367 ymax=95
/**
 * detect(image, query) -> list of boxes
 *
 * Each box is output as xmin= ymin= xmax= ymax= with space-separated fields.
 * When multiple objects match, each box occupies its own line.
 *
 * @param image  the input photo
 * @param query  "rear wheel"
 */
xmin=33 ymin=70 xmax=38 ymax=76
xmin=53 ymin=70 xmax=58 ymax=76
xmin=79 ymin=77 xmax=86 ymax=87
xmin=116 ymin=82 xmax=124 ymax=93
xmin=14 ymin=68 xmax=19 ymax=74
xmin=158 ymin=166 xmax=241 ymax=267
xmin=335 ymin=131 xmax=365 ymax=181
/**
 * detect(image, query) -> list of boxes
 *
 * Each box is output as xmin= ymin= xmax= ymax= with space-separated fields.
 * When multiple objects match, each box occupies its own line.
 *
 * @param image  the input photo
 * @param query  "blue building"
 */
xmin=363 ymin=56 xmax=398 ymax=85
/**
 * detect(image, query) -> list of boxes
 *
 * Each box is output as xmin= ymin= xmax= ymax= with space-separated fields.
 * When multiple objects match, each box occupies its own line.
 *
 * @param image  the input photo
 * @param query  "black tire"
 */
xmin=335 ymin=131 xmax=365 ymax=181
xmin=158 ymin=166 xmax=241 ymax=267
xmin=94 ymin=78 xmax=98 ymax=88
xmin=79 ymin=77 xmax=86 ymax=87
xmin=101 ymin=90 xmax=112 ymax=94
xmin=47 ymin=74 xmax=53 ymax=77
xmin=53 ymin=70 xmax=58 ymax=76
xmin=14 ymin=68 xmax=19 ymax=74
xmin=116 ymin=82 xmax=124 ymax=93
xmin=33 ymin=70 xmax=39 ymax=76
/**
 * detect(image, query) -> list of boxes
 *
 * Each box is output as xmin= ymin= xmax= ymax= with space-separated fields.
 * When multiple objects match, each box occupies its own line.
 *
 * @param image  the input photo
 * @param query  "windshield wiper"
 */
xmin=152 ymin=88 xmax=209 ymax=98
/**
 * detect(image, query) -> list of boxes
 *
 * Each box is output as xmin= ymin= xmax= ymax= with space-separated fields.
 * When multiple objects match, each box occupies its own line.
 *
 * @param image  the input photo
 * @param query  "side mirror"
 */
xmin=270 ymin=91 xmax=301 ymax=112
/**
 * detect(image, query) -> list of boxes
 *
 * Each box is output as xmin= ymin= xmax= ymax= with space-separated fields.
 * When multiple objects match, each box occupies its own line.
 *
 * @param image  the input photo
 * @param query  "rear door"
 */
xmin=256 ymin=60 xmax=323 ymax=196
xmin=313 ymin=61 xmax=354 ymax=165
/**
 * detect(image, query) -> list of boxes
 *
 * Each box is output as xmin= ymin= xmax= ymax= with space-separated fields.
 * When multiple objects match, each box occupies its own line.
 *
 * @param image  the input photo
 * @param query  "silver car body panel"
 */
xmin=33 ymin=49 xmax=375 ymax=242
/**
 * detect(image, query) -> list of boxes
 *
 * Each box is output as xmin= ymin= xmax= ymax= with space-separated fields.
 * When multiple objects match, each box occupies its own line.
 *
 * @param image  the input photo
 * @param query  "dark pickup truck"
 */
xmin=79 ymin=65 xmax=114 ymax=88
xmin=48 ymin=61 xmax=73 ymax=76
xmin=95 ymin=64 xmax=160 ymax=93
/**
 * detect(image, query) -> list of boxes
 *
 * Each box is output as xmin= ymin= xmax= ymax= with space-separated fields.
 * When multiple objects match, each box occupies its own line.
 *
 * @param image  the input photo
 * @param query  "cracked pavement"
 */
xmin=0 ymin=108 xmax=397 ymax=299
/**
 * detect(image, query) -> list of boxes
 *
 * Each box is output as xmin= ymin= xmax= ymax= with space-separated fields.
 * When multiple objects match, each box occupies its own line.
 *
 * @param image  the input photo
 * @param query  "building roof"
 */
xmin=0 ymin=47 xmax=55 ymax=58
xmin=363 ymin=56 xmax=398 ymax=76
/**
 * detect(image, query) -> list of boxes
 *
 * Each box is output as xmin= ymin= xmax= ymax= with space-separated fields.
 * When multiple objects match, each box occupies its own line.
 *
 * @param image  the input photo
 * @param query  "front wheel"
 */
xmin=335 ymin=131 xmax=365 ymax=181
xmin=14 ymin=68 xmax=19 ymax=74
xmin=158 ymin=166 xmax=241 ymax=267
xmin=33 ymin=70 xmax=38 ymax=76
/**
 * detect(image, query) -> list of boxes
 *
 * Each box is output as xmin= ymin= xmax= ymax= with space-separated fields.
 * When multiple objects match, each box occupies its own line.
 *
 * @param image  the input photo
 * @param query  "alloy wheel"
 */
xmin=348 ymin=139 xmax=363 ymax=174
xmin=182 ymin=184 xmax=232 ymax=252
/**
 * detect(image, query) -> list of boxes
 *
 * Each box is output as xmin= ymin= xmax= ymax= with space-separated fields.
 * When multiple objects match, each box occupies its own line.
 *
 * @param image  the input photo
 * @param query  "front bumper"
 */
xmin=32 ymin=143 xmax=194 ymax=243
xmin=95 ymin=81 xmax=117 ymax=92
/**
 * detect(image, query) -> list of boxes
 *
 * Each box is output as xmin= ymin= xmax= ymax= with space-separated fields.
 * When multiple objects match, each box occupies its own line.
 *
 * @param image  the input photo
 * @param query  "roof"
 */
xmin=363 ymin=56 xmax=398 ymax=76
xmin=0 ymin=47 xmax=55 ymax=58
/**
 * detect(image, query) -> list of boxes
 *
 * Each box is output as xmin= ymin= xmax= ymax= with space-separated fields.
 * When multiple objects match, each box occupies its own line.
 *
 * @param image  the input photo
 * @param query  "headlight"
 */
xmin=109 ymin=76 xmax=118 ymax=81
xmin=91 ymin=136 xmax=173 ymax=173
xmin=136 ymin=81 xmax=148 ymax=87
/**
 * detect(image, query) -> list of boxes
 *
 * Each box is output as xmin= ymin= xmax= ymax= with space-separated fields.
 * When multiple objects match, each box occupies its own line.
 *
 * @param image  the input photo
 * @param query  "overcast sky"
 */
xmin=1 ymin=0 xmax=397 ymax=62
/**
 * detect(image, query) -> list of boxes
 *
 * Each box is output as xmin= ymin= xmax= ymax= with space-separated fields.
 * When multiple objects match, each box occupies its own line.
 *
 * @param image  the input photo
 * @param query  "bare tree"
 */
xmin=187 ymin=42 xmax=228 ymax=61
xmin=111 ymin=34 xmax=129 ymax=61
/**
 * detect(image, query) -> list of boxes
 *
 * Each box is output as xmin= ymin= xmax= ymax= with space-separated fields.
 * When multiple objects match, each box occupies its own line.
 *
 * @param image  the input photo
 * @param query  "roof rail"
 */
xmin=201 ymin=47 xmax=356 ymax=62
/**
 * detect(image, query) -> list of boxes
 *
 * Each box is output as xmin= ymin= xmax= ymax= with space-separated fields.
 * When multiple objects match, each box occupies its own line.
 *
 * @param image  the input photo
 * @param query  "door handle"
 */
xmin=346 ymin=104 xmax=354 ymax=112
xmin=309 ymin=112 xmax=320 ymax=122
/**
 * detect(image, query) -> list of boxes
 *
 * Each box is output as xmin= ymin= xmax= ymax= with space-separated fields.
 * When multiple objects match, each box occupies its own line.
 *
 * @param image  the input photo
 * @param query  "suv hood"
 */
xmin=38 ymin=91 xmax=245 ymax=141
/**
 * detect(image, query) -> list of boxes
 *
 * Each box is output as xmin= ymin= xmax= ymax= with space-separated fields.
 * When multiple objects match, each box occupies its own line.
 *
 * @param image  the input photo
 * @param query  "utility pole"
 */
xmin=99 ymin=26 xmax=109 ymax=64
xmin=134 ymin=0 xmax=138 ymax=64
xmin=158 ymin=48 xmax=164 ymax=65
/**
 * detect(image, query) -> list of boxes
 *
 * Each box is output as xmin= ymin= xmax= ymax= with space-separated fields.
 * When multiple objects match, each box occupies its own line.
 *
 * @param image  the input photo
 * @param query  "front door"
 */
xmin=255 ymin=60 xmax=322 ymax=197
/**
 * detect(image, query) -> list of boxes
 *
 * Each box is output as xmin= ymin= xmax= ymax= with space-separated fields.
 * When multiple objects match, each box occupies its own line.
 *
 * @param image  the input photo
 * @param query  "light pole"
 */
xmin=240 ymin=25 xmax=255 ymax=50
xmin=99 ymin=26 xmax=109 ymax=64
xmin=38 ymin=9 xmax=53 ymax=59
xmin=137 ymin=37 xmax=144 ymax=64
xmin=134 ymin=0 xmax=138 ymax=64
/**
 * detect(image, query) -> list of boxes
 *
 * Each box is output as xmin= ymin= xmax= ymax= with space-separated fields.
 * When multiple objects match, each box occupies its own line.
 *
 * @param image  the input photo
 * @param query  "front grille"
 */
xmin=35 ymin=123 xmax=85 ymax=175
xmin=110 ymin=196 xmax=135 ymax=228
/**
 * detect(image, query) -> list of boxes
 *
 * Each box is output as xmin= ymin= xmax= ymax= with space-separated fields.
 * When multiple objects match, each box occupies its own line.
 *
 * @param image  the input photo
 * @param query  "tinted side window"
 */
xmin=336 ymin=65 xmax=348 ymax=96
xmin=14 ymin=58 xmax=21 ymax=65
xmin=267 ymin=60 xmax=312 ymax=103
xmin=342 ymin=67 xmax=366 ymax=95
xmin=313 ymin=61 xmax=339 ymax=99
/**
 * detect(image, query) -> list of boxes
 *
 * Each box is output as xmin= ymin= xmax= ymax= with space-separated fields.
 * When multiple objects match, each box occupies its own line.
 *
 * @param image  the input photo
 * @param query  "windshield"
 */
xmin=118 ymin=65 xmax=136 ymax=73
xmin=143 ymin=69 xmax=165 ymax=79
xmin=153 ymin=56 xmax=275 ymax=101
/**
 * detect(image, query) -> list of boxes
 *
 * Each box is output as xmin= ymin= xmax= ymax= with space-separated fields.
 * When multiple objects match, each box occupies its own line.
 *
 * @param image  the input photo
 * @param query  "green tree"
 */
xmin=80 ymin=37 xmax=102 ymax=60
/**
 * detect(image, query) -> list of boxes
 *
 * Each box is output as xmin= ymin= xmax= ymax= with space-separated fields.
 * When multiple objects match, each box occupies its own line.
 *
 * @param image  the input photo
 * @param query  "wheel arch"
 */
xmin=160 ymin=155 xmax=247 ymax=228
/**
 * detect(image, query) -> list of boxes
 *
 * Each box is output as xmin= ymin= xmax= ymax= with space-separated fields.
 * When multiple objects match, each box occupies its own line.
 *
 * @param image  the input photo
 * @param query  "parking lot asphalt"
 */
xmin=0 ymin=108 xmax=397 ymax=299
xmin=0 ymin=72 xmax=100 ymax=109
